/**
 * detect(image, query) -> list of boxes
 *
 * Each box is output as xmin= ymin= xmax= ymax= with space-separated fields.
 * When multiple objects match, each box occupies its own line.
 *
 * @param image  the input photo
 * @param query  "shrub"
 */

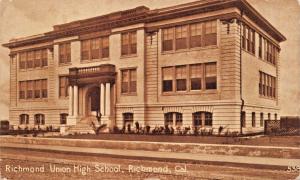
xmin=145 ymin=126 xmax=151 ymax=134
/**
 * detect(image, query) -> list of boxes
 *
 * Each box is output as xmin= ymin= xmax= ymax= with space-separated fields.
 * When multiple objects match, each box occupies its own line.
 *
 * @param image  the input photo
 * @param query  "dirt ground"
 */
xmin=53 ymin=134 xmax=300 ymax=147
xmin=0 ymin=148 xmax=298 ymax=180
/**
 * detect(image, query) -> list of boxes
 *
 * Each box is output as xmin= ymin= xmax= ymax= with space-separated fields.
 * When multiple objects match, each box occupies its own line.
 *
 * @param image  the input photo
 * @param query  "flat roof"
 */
xmin=2 ymin=0 xmax=286 ymax=49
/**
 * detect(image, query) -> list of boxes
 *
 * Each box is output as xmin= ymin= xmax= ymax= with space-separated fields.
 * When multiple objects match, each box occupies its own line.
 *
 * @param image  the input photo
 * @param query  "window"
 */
xmin=190 ymin=22 xmax=202 ymax=48
xmin=175 ymin=66 xmax=187 ymax=91
xmin=19 ymin=79 xmax=47 ymax=100
xmin=19 ymin=81 xmax=26 ymax=99
xmin=102 ymin=37 xmax=109 ymax=58
xmin=252 ymin=112 xmax=256 ymax=127
xmin=60 ymin=113 xmax=68 ymax=124
xmin=164 ymin=112 xmax=183 ymax=127
xmin=91 ymin=38 xmax=100 ymax=59
xmin=241 ymin=111 xmax=246 ymax=128
xmin=27 ymin=51 xmax=34 ymax=69
xmin=34 ymin=114 xmax=45 ymax=125
xmin=242 ymin=25 xmax=246 ymax=49
xmin=162 ymin=20 xmax=217 ymax=52
xmin=34 ymin=50 xmax=41 ymax=68
xmin=262 ymin=37 xmax=277 ymax=65
xmin=204 ymin=21 xmax=217 ymax=46
xmin=259 ymin=35 xmax=262 ymax=58
xmin=162 ymin=28 xmax=174 ymax=51
xmin=162 ymin=62 xmax=217 ymax=93
xmin=162 ymin=67 xmax=173 ymax=92
xmin=193 ymin=112 xmax=202 ymax=127
xmin=81 ymin=40 xmax=90 ymax=60
xmin=205 ymin=62 xmax=217 ymax=89
xmin=19 ymin=52 xmax=27 ymax=69
xmin=41 ymin=79 xmax=47 ymax=98
xmin=34 ymin=80 xmax=41 ymax=98
xmin=259 ymin=71 xmax=276 ymax=98
xmin=175 ymin=25 xmax=188 ymax=50
xmin=121 ymin=32 xmax=137 ymax=55
xmin=123 ymin=113 xmax=133 ymax=126
xmin=242 ymin=24 xmax=255 ymax=54
xmin=26 ymin=81 xmax=33 ymax=99
xmin=41 ymin=49 xmax=48 ymax=67
xmin=19 ymin=114 xmax=29 ymax=125
xmin=59 ymin=43 xmax=71 ymax=64
xmin=190 ymin=64 xmax=202 ymax=90
xmin=59 ymin=76 xmax=69 ymax=97
xmin=19 ymin=49 xmax=47 ymax=70
xmin=260 ymin=113 xmax=264 ymax=127
xmin=274 ymin=113 xmax=277 ymax=120
xmin=121 ymin=69 xmax=136 ymax=94
xmin=268 ymin=113 xmax=271 ymax=120
xmin=192 ymin=112 xmax=213 ymax=127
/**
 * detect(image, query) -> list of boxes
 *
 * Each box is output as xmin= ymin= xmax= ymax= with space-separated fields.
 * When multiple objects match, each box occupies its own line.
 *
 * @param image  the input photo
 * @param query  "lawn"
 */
xmin=57 ymin=133 xmax=300 ymax=147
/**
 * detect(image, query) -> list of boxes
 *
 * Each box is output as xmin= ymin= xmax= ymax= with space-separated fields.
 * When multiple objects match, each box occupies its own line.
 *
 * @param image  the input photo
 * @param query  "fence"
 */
xmin=265 ymin=116 xmax=300 ymax=135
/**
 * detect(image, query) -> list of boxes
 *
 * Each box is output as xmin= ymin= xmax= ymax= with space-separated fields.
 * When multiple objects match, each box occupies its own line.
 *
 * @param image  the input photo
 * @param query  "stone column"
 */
xmin=105 ymin=83 xmax=111 ymax=116
xmin=73 ymin=85 xmax=78 ymax=117
xmin=68 ymin=86 xmax=73 ymax=116
xmin=100 ymin=83 xmax=105 ymax=116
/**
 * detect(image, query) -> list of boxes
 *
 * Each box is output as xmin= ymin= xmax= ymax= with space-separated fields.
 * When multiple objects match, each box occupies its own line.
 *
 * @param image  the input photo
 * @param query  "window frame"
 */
xmin=121 ymin=31 xmax=137 ymax=56
xmin=162 ymin=20 xmax=217 ymax=53
xmin=121 ymin=68 xmax=137 ymax=95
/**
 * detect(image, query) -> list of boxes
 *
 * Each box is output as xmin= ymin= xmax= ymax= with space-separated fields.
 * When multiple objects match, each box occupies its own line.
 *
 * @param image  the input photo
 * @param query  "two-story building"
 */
xmin=3 ymin=0 xmax=286 ymax=134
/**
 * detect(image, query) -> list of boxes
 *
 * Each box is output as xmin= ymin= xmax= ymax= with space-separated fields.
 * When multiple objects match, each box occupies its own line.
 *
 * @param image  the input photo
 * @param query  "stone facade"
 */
xmin=3 ymin=0 xmax=285 ymax=134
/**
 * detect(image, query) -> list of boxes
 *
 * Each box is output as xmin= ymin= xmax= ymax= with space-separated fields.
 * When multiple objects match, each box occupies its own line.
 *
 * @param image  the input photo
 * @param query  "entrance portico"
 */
xmin=66 ymin=64 xmax=116 ymax=128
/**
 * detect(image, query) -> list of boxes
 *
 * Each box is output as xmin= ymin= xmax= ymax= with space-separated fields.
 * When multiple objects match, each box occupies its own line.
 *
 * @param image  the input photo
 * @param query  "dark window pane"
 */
xmin=176 ymin=38 xmax=187 ymax=50
xmin=191 ymin=78 xmax=201 ymax=90
xmin=163 ymin=80 xmax=172 ymax=92
xmin=190 ymin=36 xmax=201 ymax=48
xmin=163 ymin=40 xmax=173 ymax=51
xmin=205 ymin=77 xmax=217 ymax=89
xmin=176 ymin=79 xmax=186 ymax=91
xmin=204 ymin=33 xmax=217 ymax=46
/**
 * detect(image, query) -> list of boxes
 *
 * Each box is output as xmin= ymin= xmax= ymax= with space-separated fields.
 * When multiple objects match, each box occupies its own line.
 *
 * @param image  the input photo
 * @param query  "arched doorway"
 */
xmin=85 ymin=86 xmax=100 ymax=117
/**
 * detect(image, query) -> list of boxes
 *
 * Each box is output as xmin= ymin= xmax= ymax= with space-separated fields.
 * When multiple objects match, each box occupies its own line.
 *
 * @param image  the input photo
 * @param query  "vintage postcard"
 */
xmin=0 ymin=0 xmax=299 ymax=179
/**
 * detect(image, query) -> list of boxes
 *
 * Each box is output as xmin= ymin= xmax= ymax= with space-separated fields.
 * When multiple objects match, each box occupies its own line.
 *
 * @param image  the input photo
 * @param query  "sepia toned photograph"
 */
xmin=0 ymin=0 xmax=299 ymax=179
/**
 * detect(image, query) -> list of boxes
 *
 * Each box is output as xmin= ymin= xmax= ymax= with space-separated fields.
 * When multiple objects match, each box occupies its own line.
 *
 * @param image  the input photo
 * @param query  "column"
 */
xmin=73 ymin=85 xmax=78 ymax=117
xmin=100 ymin=83 xmax=105 ymax=116
xmin=68 ymin=86 xmax=73 ymax=116
xmin=105 ymin=83 xmax=111 ymax=116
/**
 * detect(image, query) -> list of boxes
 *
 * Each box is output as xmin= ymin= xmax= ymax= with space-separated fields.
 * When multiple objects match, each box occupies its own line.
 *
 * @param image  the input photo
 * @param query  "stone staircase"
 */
xmin=67 ymin=116 xmax=99 ymax=135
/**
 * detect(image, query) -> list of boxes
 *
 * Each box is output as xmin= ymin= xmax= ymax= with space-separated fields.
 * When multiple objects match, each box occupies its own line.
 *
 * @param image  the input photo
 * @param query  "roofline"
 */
xmin=2 ymin=0 xmax=286 ymax=49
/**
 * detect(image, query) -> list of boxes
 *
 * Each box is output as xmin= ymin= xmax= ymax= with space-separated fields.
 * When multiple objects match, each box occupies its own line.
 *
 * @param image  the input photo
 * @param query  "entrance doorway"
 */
xmin=86 ymin=86 xmax=100 ymax=117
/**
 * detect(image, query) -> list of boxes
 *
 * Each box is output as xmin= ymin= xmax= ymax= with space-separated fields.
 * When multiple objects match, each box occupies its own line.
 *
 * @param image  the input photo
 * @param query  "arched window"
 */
xmin=164 ymin=112 xmax=183 ymax=126
xmin=123 ymin=113 xmax=133 ymax=126
xmin=192 ymin=112 xmax=213 ymax=127
xmin=19 ymin=114 xmax=29 ymax=125
xmin=34 ymin=114 xmax=45 ymax=125
xmin=60 ymin=113 xmax=68 ymax=124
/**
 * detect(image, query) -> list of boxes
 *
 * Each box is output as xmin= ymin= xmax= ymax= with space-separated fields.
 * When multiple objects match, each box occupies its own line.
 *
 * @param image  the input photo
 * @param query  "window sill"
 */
xmin=59 ymin=62 xmax=72 ymax=67
xmin=258 ymin=57 xmax=277 ymax=67
xmin=162 ymin=89 xmax=217 ymax=96
xmin=242 ymin=49 xmax=256 ymax=57
xmin=19 ymin=67 xmax=48 ymax=71
xmin=19 ymin=98 xmax=48 ymax=102
xmin=81 ymin=58 xmax=110 ymax=63
xmin=121 ymin=93 xmax=137 ymax=96
xmin=259 ymin=95 xmax=276 ymax=100
xmin=161 ymin=45 xmax=218 ymax=55
xmin=59 ymin=96 xmax=69 ymax=99
xmin=120 ymin=54 xmax=138 ymax=59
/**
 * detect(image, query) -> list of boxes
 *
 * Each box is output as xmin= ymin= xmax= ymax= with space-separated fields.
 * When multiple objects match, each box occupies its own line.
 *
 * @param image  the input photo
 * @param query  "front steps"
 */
xmin=67 ymin=116 xmax=99 ymax=135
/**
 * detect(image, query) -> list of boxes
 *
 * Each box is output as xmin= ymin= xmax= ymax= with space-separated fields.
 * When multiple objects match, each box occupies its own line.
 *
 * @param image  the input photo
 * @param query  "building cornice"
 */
xmin=2 ymin=0 xmax=286 ymax=49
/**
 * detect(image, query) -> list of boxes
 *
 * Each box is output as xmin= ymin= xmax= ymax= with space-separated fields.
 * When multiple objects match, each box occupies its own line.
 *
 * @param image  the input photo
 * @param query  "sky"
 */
xmin=0 ymin=0 xmax=299 ymax=120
